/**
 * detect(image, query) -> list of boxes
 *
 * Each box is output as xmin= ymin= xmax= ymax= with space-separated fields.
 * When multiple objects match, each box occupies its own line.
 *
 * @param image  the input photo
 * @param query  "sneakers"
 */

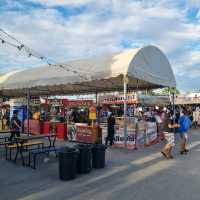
xmin=180 ymin=149 xmax=189 ymax=155
xmin=167 ymin=155 xmax=174 ymax=159
xmin=161 ymin=151 xmax=174 ymax=159
xmin=161 ymin=151 xmax=167 ymax=158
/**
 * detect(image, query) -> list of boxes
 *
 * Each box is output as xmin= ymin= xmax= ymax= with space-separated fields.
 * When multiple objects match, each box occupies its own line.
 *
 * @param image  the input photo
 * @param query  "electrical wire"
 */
xmin=0 ymin=28 xmax=120 ymax=94
xmin=0 ymin=37 xmax=19 ymax=49
xmin=0 ymin=28 xmax=90 ymax=81
xmin=0 ymin=28 xmax=117 ymax=92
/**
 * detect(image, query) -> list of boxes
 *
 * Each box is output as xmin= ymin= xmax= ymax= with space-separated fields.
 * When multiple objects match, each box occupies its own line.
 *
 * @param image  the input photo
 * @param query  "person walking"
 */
xmin=178 ymin=110 xmax=191 ymax=154
xmin=105 ymin=113 xmax=116 ymax=146
xmin=161 ymin=110 xmax=178 ymax=159
xmin=9 ymin=110 xmax=21 ymax=141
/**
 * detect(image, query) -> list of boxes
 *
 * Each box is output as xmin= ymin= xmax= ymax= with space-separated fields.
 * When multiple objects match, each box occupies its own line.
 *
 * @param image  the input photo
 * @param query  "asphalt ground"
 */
xmin=1 ymin=129 xmax=200 ymax=200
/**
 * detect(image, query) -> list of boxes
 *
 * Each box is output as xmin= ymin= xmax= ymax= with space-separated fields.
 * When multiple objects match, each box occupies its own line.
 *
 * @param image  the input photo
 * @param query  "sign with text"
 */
xmin=146 ymin=122 xmax=158 ymax=145
xmin=102 ymin=128 xmax=136 ymax=149
xmin=76 ymin=125 xmax=93 ymax=143
xmin=89 ymin=106 xmax=97 ymax=120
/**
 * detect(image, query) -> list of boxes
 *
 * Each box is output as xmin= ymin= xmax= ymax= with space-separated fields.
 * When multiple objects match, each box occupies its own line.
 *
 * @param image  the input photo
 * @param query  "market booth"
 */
xmin=0 ymin=45 xmax=176 ymax=147
xmin=99 ymin=93 xmax=171 ymax=149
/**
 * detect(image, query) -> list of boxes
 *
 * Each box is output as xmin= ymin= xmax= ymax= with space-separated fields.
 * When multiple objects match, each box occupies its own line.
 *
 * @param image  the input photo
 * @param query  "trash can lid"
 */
xmin=93 ymin=144 xmax=107 ymax=149
xmin=59 ymin=147 xmax=79 ymax=154
xmin=75 ymin=144 xmax=92 ymax=149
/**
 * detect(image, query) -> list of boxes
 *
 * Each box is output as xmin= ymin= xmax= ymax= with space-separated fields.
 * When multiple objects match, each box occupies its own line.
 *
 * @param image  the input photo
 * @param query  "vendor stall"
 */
xmin=0 ymin=45 xmax=176 ymax=147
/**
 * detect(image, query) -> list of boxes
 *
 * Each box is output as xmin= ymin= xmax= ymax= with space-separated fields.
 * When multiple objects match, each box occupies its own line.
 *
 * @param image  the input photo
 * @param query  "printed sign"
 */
xmin=136 ymin=129 xmax=146 ymax=148
xmin=76 ymin=125 xmax=93 ymax=143
xmin=89 ymin=106 xmax=97 ymax=120
xmin=146 ymin=122 xmax=158 ymax=144
xmin=102 ymin=128 xmax=136 ymax=149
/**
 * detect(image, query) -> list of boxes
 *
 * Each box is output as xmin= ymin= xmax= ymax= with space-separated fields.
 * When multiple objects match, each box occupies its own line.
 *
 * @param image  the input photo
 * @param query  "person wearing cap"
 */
xmin=9 ymin=110 xmax=21 ymax=141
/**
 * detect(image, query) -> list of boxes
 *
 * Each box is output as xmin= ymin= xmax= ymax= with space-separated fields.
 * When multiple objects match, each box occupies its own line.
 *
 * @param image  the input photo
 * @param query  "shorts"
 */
xmin=164 ymin=132 xmax=175 ymax=146
xmin=179 ymin=132 xmax=188 ymax=140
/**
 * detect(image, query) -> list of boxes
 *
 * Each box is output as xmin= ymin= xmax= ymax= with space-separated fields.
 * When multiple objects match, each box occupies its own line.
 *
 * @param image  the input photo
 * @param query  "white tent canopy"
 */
xmin=0 ymin=45 xmax=176 ymax=97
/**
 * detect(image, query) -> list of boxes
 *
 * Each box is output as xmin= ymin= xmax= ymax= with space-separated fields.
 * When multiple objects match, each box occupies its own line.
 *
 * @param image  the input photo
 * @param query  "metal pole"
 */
xmin=27 ymin=89 xmax=30 ymax=135
xmin=95 ymin=92 xmax=101 ymax=126
xmin=95 ymin=92 xmax=98 ymax=105
xmin=123 ymin=75 xmax=128 ymax=147
xmin=170 ymin=87 xmax=176 ymax=133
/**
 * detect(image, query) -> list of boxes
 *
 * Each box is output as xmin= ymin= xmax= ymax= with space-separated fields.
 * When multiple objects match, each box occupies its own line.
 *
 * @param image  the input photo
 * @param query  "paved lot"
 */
xmin=1 ymin=129 xmax=200 ymax=200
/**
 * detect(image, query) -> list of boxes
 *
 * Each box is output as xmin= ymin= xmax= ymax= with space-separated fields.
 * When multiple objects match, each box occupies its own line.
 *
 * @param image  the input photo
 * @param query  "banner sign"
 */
xmin=63 ymin=99 xmax=93 ymax=107
xmin=146 ymin=122 xmax=158 ymax=145
xmin=45 ymin=99 xmax=93 ymax=107
xmin=99 ymin=93 xmax=137 ymax=105
xmin=136 ymin=129 xmax=146 ymax=148
xmin=75 ymin=125 xmax=93 ymax=143
xmin=89 ymin=106 xmax=97 ymax=120
xmin=102 ymin=128 xmax=136 ymax=149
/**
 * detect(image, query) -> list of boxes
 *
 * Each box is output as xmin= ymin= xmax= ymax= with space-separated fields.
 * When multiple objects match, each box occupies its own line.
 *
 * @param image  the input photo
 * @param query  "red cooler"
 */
xmin=56 ymin=123 xmax=67 ymax=139
xmin=42 ymin=121 xmax=50 ymax=135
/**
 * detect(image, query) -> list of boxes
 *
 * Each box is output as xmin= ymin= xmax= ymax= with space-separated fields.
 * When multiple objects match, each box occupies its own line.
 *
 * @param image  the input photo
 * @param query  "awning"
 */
xmin=0 ymin=45 xmax=176 ymax=97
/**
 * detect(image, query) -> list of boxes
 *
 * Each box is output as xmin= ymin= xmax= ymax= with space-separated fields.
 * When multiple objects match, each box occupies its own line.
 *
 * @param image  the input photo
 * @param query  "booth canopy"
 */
xmin=0 ymin=45 xmax=176 ymax=97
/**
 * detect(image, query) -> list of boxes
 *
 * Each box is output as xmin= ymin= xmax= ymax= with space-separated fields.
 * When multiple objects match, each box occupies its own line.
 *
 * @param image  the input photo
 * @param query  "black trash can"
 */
xmin=58 ymin=147 xmax=79 ymax=181
xmin=92 ymin=144 xmax=107 ymax=169
xmin=75 ymin=144 xmax=92 ymax=174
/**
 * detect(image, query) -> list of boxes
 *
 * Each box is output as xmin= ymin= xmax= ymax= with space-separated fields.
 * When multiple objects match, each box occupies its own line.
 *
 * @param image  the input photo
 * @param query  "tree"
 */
xmin=160 ymin=87 xmax=180 ymax=95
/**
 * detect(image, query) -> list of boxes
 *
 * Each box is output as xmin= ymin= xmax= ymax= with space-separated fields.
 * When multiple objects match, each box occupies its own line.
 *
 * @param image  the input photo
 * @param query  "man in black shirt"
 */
xmin=106 ymin=113 xmax=116 ymax=146
xmin=9 ymin=110 xmax=21 ymax=141
xmin=161 ymin=110 xmax=178 ymax=159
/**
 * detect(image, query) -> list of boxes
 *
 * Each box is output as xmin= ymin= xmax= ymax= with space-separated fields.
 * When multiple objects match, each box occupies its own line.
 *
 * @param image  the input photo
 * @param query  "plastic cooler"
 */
xmin=56 ymin=123 xmax=67 ymax=139
xmin=42 ymin=121 xmax=50 ymax=135
xmin=24 ymin=120 xmax=40 ymax=135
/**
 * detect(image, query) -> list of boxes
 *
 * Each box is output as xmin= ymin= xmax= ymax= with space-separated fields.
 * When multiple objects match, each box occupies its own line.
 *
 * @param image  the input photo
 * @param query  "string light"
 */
xmin=0 ymin=29 xmax=83 ymax=77
xmin=0 ymin=28 xmax=114 ymax=90
xmin=17 ymin=44 xmax=24 ymax=51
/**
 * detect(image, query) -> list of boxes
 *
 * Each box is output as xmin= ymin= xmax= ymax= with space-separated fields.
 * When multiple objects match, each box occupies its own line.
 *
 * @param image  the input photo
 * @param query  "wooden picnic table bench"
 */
xmin=0 ymin=130 xmax=11 ymax=134
xmin=11 ymin=134 xmax=56 ymax=166
xmin=29 ymin=146 xmax=62 ymax=169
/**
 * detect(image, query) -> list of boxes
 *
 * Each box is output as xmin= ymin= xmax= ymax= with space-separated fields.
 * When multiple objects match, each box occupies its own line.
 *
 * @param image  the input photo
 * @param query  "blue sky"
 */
xmin=0 ymin=0 xmax=200 ymax=92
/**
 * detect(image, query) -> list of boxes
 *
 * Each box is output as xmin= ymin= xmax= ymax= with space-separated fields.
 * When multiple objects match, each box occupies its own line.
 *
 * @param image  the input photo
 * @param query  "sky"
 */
xmin=0 ymin=0 xmax=200 ymax=92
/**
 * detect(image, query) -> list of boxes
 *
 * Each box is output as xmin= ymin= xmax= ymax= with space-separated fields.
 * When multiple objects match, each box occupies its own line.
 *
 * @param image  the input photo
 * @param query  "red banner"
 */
xmin=62 ymin=99 xmax=93 ymax=107
xmin=43 ymin=99 xmax=93 ymax=107
xmin=76 ymin=125 xmax=93 ymax=143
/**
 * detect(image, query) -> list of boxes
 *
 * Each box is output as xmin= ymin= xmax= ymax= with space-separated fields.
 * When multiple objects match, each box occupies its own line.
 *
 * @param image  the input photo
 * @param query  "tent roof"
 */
xmin=0 ymin=45 xmax=176 ymax=97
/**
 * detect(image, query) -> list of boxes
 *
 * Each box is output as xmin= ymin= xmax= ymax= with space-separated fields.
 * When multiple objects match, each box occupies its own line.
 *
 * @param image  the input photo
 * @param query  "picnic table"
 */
xmin=0 ymin=130 xmax=11 ymax=134
xmin=13 ymin=134 xmax=56 ymax=165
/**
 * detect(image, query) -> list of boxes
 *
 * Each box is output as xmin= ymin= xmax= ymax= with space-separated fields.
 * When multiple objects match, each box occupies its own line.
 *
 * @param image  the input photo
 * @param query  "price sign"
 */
xmin=89 ymin=106 xmax=97 ymax=120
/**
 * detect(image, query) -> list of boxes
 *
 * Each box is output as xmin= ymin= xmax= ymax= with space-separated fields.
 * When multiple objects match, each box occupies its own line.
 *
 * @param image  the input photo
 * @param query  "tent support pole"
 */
xmin=95 ymin=92 xmax=98 ymax=105
xmin=123 ymin=75 xmax=128 ymax=147
xmin=169 ymin=87 xmax=175 ymax=133
xmin=171 ymin=88 xmax=175 ymax=121
xmin=27 ymin=89 xmax=30 ymax=135
xmin=95 ymin=92 xmax=101 ymax=126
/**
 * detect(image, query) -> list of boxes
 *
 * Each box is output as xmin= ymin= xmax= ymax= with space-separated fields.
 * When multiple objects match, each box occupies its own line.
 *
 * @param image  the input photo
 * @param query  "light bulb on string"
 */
xmin=17 ymin=44 xmax=24 ymax=51
xmin=1 ymin=39 xmax=5 ymax=44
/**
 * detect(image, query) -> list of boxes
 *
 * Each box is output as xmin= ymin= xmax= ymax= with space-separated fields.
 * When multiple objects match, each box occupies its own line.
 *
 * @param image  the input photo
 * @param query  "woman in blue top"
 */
xmin=178 ymin=110 xmax=191 ymax=154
